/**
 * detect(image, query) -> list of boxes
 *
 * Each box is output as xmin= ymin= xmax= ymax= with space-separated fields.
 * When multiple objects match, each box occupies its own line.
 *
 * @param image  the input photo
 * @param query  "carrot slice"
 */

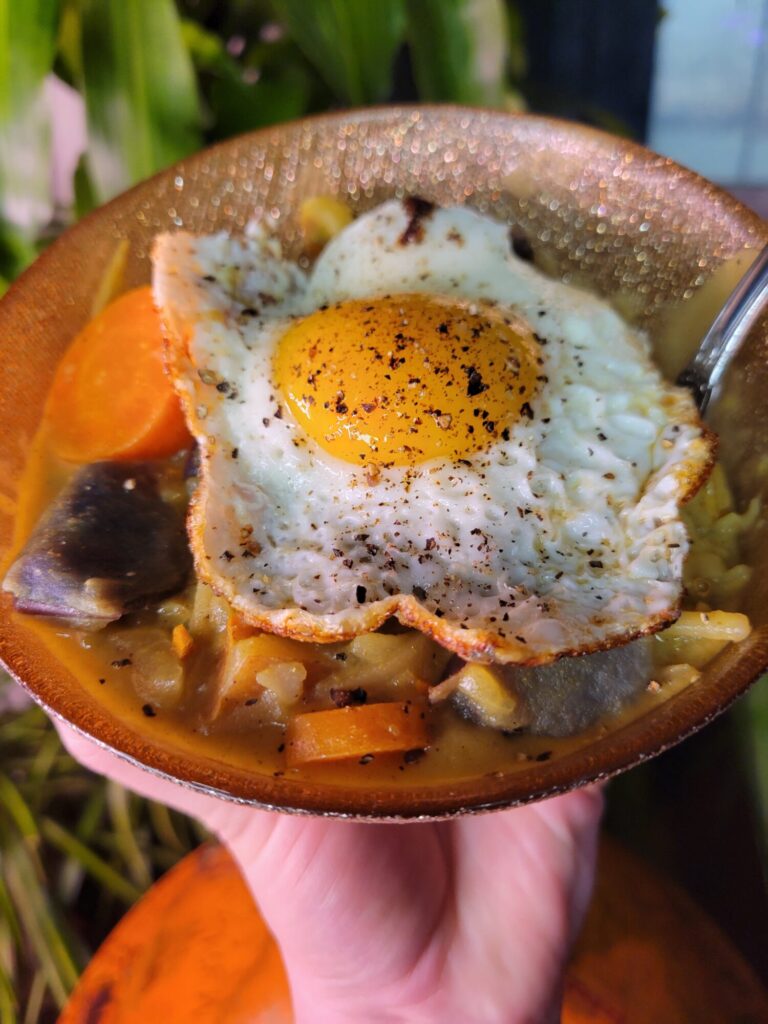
xmin=172 ymin=624 xmax=194 ymax=660
xmin=45 ymin=286 xmax=192 ymax=462
xmin=286 ymin=702 xmax=428 ymax=767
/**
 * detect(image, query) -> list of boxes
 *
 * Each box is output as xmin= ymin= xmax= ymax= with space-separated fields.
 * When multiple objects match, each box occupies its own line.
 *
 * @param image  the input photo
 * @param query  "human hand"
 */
xmin=59 ymin=724 xmax=603 ymax=1024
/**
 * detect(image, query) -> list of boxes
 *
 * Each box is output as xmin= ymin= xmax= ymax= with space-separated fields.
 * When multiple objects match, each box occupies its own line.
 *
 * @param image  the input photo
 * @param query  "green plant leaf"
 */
xmin=180 ymin=18 xmax=231 ymax=76
xmin=79 ymin=0 xmax=202 ymax=203
xmin=208 ymin=72 xmax=308 ymax=138
xmin=55 ymin=0 xmax=83 ymax=85
xmin=505 ymin=1 xmax=527 ymax=82
xmin=0 ymin=0 xmax=59 ymax=119
xmin=40 ymin=818 xmax=142 ymax=906
xmin=270 ymin=0 xmax=405 ymax=105
xmin=0 ymin=0 xmax=60 ymax=236
xmin=182 ymin=18 xmax=309 ymax=138
xmin=740 ymin=674 xmax=768 ymax=861
xmin=3 ymin=842 xmax=79 ymax=1008
xmin=405 ymin=0 xmax=509 ymax=106
xmin=0 ymin=774 xmax=39 ymax=842
xmin=0 ymin=219 xmax=37 ymax=285
xmin=72 ymin=152 xmax=96 ymax=219
xmin=0 ymin=958 xmax=17 ymax=1024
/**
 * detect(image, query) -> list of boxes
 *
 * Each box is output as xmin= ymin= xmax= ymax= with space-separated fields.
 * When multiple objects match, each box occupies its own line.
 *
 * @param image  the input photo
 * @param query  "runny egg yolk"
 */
xmin=274 ymin=294 xmax=541 ymax=466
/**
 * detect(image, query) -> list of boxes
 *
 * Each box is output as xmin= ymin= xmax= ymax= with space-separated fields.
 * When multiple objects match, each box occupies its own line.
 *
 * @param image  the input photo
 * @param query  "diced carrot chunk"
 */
xmin=286 ymin=702 xmax=428 ymax=767
xmin=45 ymin=286 xmax=192 ymax=462
xmin=172 ymin=623 xmax=194 ymax=660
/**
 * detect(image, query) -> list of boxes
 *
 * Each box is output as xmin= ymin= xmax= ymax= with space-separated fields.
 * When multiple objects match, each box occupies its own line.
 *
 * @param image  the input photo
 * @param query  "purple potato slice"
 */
xmin=3 ymin=461 xmax=191 ymax=627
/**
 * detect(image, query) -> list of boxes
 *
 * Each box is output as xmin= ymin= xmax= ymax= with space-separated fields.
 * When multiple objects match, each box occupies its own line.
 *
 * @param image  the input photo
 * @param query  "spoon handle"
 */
xmin=676 ymin=243 xmax=768 ymax=414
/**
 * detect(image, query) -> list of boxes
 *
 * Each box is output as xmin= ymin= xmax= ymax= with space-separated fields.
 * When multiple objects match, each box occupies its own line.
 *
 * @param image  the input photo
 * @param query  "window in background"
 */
xmin=649 ymin=0 xmax=768 ymax=189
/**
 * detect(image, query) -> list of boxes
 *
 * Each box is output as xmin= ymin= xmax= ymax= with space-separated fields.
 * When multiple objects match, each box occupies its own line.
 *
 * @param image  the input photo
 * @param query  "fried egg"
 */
xmin=153 ymin=199 xmax=714 ymax=664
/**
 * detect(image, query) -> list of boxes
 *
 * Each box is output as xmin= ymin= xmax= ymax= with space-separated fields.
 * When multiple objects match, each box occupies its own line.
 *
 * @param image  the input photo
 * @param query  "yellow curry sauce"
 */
xmin=3 ymin=224 xmax=758 ymax=790
xmin=6 ymin=414 xmax=754 ymax=789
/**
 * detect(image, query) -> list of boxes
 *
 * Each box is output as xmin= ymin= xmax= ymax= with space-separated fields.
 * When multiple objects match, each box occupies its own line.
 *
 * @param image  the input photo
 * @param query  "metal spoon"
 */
xmin=676 ymin=244 xmax=768 ymax=414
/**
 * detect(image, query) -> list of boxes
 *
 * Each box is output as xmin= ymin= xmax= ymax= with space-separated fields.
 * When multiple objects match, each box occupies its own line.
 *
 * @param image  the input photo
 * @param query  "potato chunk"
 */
xmin=211 ymin=632 xmax=328 ymax=720
xmin=313 ymin=631 xmax=452 ymax=705
xmin=112 ymin=627 xmax=185 ymax=711
xmin=452 ymin=664 xmax=529 ymax=732
xmin=299 ymin=196 xmax=353 ymax=254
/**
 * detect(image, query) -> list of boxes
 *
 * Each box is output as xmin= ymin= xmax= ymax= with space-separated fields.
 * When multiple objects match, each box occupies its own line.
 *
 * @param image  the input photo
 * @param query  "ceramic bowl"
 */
xmin=1 ymin=107 xmax=767 ymax=818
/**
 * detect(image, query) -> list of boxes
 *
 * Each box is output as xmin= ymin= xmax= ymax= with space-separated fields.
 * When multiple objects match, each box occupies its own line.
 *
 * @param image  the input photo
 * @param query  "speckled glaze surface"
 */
xmin=0 ymin=107 xmax=766 ymax=818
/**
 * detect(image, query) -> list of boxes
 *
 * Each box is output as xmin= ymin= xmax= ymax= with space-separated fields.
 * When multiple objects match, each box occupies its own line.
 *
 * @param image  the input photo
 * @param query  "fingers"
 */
xmin=532 ymin=785 xmax=605 ymax=945
xmin=56 ymin=727 xmax=452 ymax=1011
xmin=57 ymin=722 xmax=452 ymax=1010
xmin=54 ymin=720 xmax=610 ymax=1024
xmin=535 ymin=783 xmax=606 ymax=848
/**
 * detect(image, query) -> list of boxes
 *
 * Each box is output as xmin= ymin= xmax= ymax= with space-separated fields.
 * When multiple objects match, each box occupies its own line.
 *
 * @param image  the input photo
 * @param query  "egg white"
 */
xmin=153 ymin=201 xmax=713 ymax=664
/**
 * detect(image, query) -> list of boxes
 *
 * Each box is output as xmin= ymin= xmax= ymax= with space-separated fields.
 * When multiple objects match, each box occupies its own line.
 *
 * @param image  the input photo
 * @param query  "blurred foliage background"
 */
xmin=0 ymin=1 xmax=766 ymax=1022
xmin=0 ymin=0 xmax=526 ymax=292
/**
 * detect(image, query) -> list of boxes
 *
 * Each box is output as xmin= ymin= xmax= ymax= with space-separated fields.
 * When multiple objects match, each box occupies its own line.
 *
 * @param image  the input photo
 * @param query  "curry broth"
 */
xmin=16 ymin=605 xmax=614 ymax=789
xmin=4 ymin=254 xmax=758 ymax=790
xmin=10 ymin=423 xmax=664 ymax=789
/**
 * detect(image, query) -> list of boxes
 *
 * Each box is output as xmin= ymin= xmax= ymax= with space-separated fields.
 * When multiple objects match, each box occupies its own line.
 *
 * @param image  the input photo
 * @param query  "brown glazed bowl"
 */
xmin=1 ymin=107 xmax=767 ymax=819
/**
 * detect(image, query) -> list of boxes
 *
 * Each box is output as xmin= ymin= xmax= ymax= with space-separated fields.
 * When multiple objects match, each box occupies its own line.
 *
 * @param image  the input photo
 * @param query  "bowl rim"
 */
xmin=1 ymin=103 xmax=767 ymax=819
